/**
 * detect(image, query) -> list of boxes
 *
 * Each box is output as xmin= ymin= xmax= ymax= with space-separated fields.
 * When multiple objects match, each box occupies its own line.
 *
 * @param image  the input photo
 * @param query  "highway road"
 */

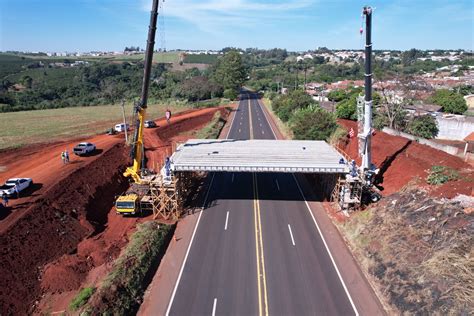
xmin=166 ymin=93 xmax=357 ymax=315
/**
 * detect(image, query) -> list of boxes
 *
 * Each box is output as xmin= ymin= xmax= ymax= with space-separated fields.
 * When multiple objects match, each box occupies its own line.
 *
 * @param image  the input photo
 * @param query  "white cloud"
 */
xmin=140 ymin=0 xmax=316 ymax=33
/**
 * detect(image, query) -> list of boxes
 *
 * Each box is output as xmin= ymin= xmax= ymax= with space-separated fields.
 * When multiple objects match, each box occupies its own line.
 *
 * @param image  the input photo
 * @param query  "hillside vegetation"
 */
xmin=339 ymin=188 xmax=473 ymax=314
xmin=0 ymin=51 xmax=246 ymax=113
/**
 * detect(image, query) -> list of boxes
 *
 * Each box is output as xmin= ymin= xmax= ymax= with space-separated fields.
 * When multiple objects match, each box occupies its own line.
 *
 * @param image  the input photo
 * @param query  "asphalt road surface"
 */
xmin=167 ymin=93 xmax=356 ymax=315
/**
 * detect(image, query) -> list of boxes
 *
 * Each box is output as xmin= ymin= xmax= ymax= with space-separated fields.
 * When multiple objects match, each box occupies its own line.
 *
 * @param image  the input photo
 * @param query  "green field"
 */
xmin=183 ymin=54 xmax=219 ymax=64
xmin=0 ymin=101 xmax=190 ymax=150
xmin=4 ymin=66 xmax=78 ymax=87
xmin=0 ymin=54 xmax=39 ymax=79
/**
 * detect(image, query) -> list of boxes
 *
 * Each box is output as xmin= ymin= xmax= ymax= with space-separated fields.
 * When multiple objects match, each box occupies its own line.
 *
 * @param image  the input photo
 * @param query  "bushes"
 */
xmin=84 ymin=222 xmax=174 ymax=315
xmin=272 ymin=90 xmax=315 ymax=122
xmin=223 ymin=88 xmax=238 ymax=100
xmin=430 ymin=89 xmax=467 ymax=114
xmin=407 ymin=115 xmax=439 ymax=139
xmin=69 ymin=287 xmax=95 ymax=311
xmin=289 ymin=105 xmax=337 ymax=141
xmin=195 ymin=111 xmax=227 ymax=139
xmin=426 ymin=166 xmax=459 ymax=185
xmin=335 ymin=95 xmax=357 ymax=120
xmin=269 ymin=91 xmax=336 ymax=141
xmin=327 ymin=89 xmax=347 ymax=102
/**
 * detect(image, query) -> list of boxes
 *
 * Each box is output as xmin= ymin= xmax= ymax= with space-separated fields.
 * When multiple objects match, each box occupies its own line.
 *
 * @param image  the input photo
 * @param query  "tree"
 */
xmin=290 ymin=105 xmax=337 ymax=141
xmin=401 ymin=48 xmax=424 ymax=66
xmin=408 ymin=115 xmax=439 ymax=139
xmin=376 ymin=75 xmax=429 ymax=129
xmin=223 ymin=88 xmax=238 ymax=100
xmin=272 ymin=90 xmax=315 ymax=122
xmin=335 ymin=95 xmax=357 ymax=120
xmin=212 ymin=50 xmax=246 ymax=92
xmin=20 ymin=75 xmax=33 ymax=89
xmin=430 ymin=89 xmax=468 ymax=114
xmin=327 ymin=89 xmax=347 ymax=102
xmin=457 ymin=84 xmax=474 ymax=96
xmin=378 ymin=83 xmax=407 ymax=129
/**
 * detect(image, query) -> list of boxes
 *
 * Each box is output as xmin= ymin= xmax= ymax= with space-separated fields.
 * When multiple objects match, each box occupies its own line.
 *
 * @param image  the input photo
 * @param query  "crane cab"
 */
xmin=115 ymin=194 xmax=139 ymax=215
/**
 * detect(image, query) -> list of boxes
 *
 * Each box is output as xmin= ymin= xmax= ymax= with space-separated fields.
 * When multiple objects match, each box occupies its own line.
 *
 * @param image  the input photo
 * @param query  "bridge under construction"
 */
xmin=170 ymin=139 xmax=349 ymax=174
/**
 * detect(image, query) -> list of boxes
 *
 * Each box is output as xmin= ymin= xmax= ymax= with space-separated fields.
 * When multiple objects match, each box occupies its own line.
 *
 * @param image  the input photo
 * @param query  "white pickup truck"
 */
xmin=73 ymin=142 xmax=96 ymax=156
xmin=0 ymin=178 xmax=33 ymax=197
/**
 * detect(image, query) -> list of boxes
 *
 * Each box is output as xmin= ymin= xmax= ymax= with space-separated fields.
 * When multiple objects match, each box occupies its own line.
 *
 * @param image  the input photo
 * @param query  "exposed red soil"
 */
xmin=0 ymin=143 xmax=129 ymax=315
xmin=144 ymin=107 xmax=228 ymax=171
xmin=0 ymin=107 xmax=225 ymax=315
xmin=337 ymin=119 xmax=474 ymax=198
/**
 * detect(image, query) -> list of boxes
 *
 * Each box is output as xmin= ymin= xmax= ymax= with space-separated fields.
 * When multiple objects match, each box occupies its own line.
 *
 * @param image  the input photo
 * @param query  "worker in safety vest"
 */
xmin=64 ymin=149 xmax=70 ymax=163
xmin=165 ymin=110 xmax=171 ymax=124
xmin=61 ymin=151 xmax=66 ymax=164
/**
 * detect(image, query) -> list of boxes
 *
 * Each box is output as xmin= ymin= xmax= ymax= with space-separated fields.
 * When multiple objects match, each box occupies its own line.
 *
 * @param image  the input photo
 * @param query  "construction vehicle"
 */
xmin=115 ymin=0 xmax=182 ymax=220
xmin=333 ymin=6 xmax=381 ymax=213
xmin=115 ymin=0 xmax=160 ymax=215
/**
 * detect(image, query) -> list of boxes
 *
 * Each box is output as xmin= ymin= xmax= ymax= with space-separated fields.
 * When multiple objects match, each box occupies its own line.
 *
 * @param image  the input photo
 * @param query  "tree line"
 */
xmin=0 ymin=50 xmax=246 ymax=112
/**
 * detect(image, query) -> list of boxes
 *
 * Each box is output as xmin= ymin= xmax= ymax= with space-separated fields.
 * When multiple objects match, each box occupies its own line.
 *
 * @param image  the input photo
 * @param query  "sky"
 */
xmin=1 ymin=0 xmax=473 ymax=52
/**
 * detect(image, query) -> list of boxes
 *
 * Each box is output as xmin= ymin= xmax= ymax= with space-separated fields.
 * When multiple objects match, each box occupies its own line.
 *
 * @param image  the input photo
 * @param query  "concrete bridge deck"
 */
xmin=170 ymin=139 xmax=349 ymax=173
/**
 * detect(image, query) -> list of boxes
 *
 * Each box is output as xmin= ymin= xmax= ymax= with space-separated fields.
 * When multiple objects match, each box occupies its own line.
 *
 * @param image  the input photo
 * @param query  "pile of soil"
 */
xmin=337 ymin=120 xmax=473 ymax=198
xmin=0 ymin=143 xmax=129 ymax=315
xmin=144 ymin=107 xmax=229 ymax=170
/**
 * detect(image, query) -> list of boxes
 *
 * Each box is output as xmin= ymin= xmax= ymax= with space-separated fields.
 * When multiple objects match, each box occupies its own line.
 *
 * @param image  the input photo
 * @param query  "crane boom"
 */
xmin=124 ymin=0 xmax=160 ymax=183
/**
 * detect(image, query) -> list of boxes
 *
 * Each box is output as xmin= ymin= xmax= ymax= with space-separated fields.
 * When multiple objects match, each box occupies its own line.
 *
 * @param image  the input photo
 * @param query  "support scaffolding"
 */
xmin=135 ymin=173 xmax=184 ymax=222
xmin=130 ymin=170 xmax=197 ymax=222
xmin=331 ymin=174 xmax=363 ymax=213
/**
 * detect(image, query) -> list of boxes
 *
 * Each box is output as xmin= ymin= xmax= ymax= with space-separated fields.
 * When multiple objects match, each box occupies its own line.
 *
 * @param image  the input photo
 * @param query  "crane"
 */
xmin=116 ymin=0 xmax=160 ymax=215
xmin=123 ymin=0 xmax=159 ymax=183
xmin=337 ymin=6 xmax=380 ymax=213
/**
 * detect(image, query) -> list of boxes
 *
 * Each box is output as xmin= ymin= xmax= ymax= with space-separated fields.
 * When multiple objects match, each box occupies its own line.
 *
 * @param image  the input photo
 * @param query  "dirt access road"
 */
xmin=0 ymin=106 xmax=227 ymax=315
xmin=0 ymin=108 xmax=220 ymax=233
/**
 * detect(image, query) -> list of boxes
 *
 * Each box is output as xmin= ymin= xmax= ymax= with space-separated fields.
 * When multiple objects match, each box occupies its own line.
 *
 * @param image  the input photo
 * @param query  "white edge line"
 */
xmin=292 ymin=174 xmax=359 ymax=316
xmin=288 ymin=224 xmax=296 ymax=246
xmin=165 ymin=173 xmax=216 ymax=316
xmin=257 ymin=98 xmax=278 ymax=139
xmin=224 ymin=211 xmax=229 ymax=231
xmin=225 ymin=101 xmax=240 ymax=139
xmin=212 ymin=298 xmax=217 ymax=316
xmin=259 ymin=93 xmax=358 ymax=314
xmin=166 ymin=92 xmax=242 ymax=315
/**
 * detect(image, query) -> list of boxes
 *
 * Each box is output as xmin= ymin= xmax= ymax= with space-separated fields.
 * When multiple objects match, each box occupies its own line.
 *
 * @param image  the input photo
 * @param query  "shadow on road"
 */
xmin=80 ymin=149 xmax=104 ymax=157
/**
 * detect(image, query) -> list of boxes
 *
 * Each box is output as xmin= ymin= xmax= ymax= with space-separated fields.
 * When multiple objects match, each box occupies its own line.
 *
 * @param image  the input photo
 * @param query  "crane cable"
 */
xmin=359 ymin=12 xmax=365 ymax=49
xmin=158 ymin=0 xmax=166 ymax=63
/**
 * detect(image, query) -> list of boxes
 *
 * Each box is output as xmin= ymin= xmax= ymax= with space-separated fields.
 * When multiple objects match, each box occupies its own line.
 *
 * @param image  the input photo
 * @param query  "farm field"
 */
xmin=0 ymin=101 xmax=190 ymax=150
xmin=183 ymin=54 xmax=218 ymax=64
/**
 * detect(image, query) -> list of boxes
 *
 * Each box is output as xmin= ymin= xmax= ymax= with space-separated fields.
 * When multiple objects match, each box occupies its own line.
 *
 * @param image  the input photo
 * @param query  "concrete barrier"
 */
xmin=435 ymin=115 xmax=474 ymax=140
xmin=383 ymin=127 xmax=460 ymax=156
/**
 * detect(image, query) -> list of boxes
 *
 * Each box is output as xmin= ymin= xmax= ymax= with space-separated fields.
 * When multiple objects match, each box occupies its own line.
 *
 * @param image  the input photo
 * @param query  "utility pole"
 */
xmin=121 ymin=99 xmax=128 ymax=143
xmin=361 ymin=6 xmax=373 ymax=171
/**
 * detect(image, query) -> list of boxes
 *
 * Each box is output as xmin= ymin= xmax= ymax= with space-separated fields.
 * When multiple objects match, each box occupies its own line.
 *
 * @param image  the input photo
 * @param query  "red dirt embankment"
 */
xmin=337 ymin=120 xmax=473 ymax=198
xmin=0 ymin=107 xmax=225 ymax=315
xmin=0 ymin=143 xmax=129 ymax=315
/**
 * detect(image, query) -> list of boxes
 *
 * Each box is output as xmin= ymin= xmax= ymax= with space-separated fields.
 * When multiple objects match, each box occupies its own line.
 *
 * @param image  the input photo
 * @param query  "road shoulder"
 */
xmin=137 ymin=211 xmax=200 ymax=316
